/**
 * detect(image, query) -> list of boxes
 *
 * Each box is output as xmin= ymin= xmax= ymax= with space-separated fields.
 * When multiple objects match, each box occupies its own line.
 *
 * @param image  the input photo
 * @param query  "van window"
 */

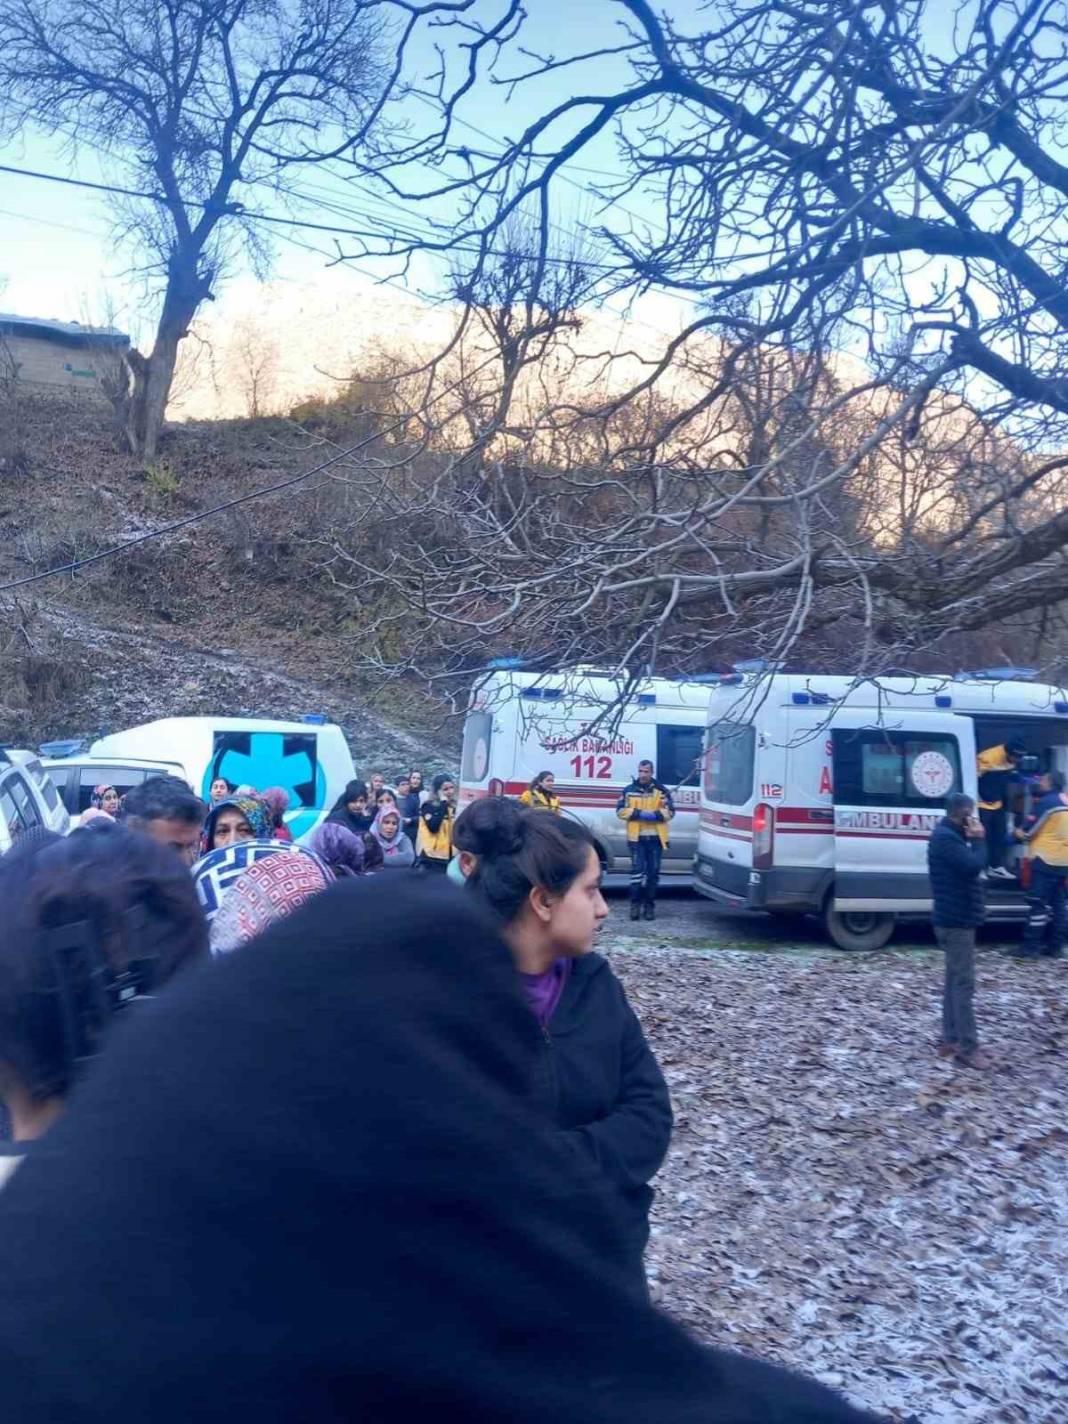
xmin=703 ymin=723 xmax=755 ymax=806
xmin=657 ymin=724 xmax=703 ymax=789
xmin=1 ymin=774 xmax=42 ymax=840
xmin=461 ymin=711 xmax=493 ymax=783
xmin=77 ymin=766 xmax=146 ymax=814
xmin=24 ymin=758 xmax=60 ymax=812
xmin=833 ymin=730 xmax=962 ymax=807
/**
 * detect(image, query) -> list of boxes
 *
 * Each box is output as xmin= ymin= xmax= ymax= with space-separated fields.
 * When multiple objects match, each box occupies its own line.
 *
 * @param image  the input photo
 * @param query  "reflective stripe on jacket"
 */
xmin=615 ymin=781 xmax=674 ymax=849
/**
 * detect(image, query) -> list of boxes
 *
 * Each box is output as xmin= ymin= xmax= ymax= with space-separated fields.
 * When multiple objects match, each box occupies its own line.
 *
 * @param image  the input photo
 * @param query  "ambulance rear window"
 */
xmin=461 ymin=711 xmax=493 ymax=783
xmin=703 ymin=723 xmax=755 ymax=806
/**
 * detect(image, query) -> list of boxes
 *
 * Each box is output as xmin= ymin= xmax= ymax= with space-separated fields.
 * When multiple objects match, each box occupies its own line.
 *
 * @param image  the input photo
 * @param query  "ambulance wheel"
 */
xmin=823 ymin=905 xmax=895 ymax=952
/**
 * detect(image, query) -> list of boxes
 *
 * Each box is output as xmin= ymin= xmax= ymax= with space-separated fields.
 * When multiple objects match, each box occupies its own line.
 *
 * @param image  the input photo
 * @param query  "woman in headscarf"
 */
xmin=260 ymin=787 xmax=294 ymax=844
xmin=191 ymin=840 xmax=328 ymax=926
xmin=208 ymin=848 xmax=334 ymax=954
xmin=0 ymin=877 xmax=876 ymax=1424
xmin=309 ymin=822 xmax=367 ymax=878
xmin=457 ymin=797 xmax=670 ymax=1298
xmin=201 ymin=793 xmax=274 ymax=854
xmin=369 ymin=807 xmax=415 ymax=869
xmin=325 ymin=780 xmax=373 ymax=837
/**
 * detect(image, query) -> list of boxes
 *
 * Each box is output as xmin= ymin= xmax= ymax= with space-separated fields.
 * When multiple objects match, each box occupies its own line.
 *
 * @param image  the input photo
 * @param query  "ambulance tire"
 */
xmin=823 ymin=903 xmax=895 ymax=952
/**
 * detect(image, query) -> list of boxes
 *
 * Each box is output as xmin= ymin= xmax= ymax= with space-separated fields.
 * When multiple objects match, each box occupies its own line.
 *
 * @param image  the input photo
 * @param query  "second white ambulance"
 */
xmin=695 ymin=671 xmax=1068 ymax=949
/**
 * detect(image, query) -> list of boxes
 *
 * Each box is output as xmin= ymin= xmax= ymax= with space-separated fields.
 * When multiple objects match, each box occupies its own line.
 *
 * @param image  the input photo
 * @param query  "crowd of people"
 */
xmin=0 ymin=753 xmax=883 ymax=1420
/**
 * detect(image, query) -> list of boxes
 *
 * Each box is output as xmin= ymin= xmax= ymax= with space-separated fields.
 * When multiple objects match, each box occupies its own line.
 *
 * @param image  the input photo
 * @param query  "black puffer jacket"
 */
xmin=532 ymin=952 xmax=672 ymax=1294
xmin=927 ymin=817 xmax=986 ymax=927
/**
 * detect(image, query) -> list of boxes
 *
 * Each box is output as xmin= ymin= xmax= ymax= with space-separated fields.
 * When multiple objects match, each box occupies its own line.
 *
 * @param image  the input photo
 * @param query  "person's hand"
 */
xmin=638 ymin=809 xmax=658 ymax=822
xmin=1013 ymin=827 xmax=1027 ymax=842
xmin=964 ymin=816 xmax=986 ymax=840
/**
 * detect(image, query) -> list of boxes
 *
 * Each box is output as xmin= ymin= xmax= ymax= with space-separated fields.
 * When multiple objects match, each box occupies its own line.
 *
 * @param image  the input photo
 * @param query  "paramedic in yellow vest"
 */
xmin=976 ymin=740 xmax=1025 ymax=877
xmin=417 ymin=774 xmax=456 ymax=873
xmin=616 ymin=760 xmax=674 ymax=923
xmin=1012 ymin=769 xmax=1068 ymax=958
xmin=519 ymin=771 xmax=561 ymax=814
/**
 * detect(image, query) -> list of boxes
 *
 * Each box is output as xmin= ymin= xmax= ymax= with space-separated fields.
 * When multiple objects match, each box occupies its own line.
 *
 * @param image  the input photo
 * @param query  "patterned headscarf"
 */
xmin=309 ymin=821 xmax=366 ymax=877
xmin=209 ymin=850 xmax=335 ymax=955
xmin=201 ymin=794 xmax=274 ymax=854
xmin=192 ymin=840 xmax=316 ymax=922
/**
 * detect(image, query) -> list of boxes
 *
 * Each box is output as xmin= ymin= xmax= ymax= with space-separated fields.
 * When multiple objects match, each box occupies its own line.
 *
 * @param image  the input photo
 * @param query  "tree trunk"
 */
xmin=125 ymin=254 xmax=210 ymax=458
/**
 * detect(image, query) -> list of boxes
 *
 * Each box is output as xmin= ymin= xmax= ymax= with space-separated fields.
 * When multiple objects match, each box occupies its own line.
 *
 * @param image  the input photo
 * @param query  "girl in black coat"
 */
xmin=459 ymin=799 xmax=672 ymax=1295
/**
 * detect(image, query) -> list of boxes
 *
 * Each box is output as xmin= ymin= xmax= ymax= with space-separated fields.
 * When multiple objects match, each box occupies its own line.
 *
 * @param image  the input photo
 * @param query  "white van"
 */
xmin=84 ymin=717 xmax=356 ymax=841
xmin=0 ymin=748 xmax=70 ymax=852
xmin=459 ymin=670 xmax=712 ymax=874
xmin=695 ymin=671 xmax=1068 ymax=949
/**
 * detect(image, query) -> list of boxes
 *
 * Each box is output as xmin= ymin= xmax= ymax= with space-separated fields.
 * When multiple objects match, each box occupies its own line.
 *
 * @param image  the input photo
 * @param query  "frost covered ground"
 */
xmin=602 ymin=900 xmax=1067 ymax=1424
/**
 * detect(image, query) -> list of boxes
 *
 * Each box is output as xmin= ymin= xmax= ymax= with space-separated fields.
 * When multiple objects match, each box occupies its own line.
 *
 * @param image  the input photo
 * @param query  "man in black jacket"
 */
xmin=927 ymin=792 xmax=991 ymax=1069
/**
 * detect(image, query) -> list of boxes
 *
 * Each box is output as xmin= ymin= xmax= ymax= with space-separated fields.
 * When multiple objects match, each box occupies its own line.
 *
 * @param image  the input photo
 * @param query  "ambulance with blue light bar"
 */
xmin=695 ymin=670 xmax=1068 ymax=950
xmin=459 ymin=669 xmax=712 ymax=875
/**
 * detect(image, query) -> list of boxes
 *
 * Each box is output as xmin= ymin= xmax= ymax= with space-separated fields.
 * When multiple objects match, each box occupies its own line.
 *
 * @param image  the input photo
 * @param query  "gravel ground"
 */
xmin=599 ymin=893 xmax=1068 ymax=1424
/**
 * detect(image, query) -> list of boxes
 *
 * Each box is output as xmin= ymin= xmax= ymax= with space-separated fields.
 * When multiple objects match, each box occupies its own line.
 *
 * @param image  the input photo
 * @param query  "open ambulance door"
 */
xmin=825 ymin=708 xmax=976 ymax=951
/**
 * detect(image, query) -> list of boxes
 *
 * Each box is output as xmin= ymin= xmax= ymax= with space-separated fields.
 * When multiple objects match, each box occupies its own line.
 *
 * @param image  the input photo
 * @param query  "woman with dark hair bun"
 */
xmin=457 ymin=798 xmax=672 ymax=1296
xmin=0 ymin=824 xmax=207 ymax=1161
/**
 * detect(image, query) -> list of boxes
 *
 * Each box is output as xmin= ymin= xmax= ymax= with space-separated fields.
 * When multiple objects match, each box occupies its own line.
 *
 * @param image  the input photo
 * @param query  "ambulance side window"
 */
xmin=833 ymin=730 xmax=962 ymax=808
xmin=703 ymin=723 xmax=755 ymax=806
xmin=657 ymin=724 xmax=704 ymax=788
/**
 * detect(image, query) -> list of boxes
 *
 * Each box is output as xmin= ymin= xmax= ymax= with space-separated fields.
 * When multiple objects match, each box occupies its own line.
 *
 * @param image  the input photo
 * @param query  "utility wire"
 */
xmin=0 ymin=345 xmax=502 ymax=595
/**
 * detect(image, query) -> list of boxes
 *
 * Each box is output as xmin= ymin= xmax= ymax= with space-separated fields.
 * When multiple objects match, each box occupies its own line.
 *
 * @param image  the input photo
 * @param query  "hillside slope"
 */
xmin=0 ymin=391 xmax=455 ymax=771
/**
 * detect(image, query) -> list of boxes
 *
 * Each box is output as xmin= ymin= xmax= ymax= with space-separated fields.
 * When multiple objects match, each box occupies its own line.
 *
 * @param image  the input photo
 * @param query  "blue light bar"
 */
xmin=302 ymin=714 xmax=326 ymax=725
xmin=637 ymin=693 xmax=656 ymax=706
xmin=1056 ymin=701 xmax=1068 ymax=715
xmin=792 ymin=692 xmax=810 ymax=705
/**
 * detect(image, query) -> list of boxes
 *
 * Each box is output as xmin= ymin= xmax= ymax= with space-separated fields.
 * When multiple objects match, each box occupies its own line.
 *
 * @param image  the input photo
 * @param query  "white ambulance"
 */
xmin=695 ymin=671 xmax=1068 ymax=949
xmin=459 ymin=669 xmax=712 ymax=874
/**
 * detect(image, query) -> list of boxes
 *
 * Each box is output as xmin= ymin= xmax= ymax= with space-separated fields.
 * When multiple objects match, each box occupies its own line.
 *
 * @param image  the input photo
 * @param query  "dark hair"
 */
xmin=1047 ymin=769 xmax=1066 ymax=793
xmin=460 ymin=801 xmax=595 ymax=925
xmin=376 ymin=787 xmax=397 ymax=803
xmin=945 ymin=792 xmax=975 ymax=817
xmin=408 ymin=769 xmax=423 ymax=782
xmin=0 ymin=824 xmax=207 ymax=1104
xmin=432 ymin=773 xmax=455 ymax=796
xmin=638 ymin=760 xmax=654 ymax=771
xmin=124 ymin=775 xmax=204 ymax=828
xmin=211 ymin=776 xmax=237 ymax=793
xmin=1006 ymin=741 xmax=1026 ymax=757
xmin=530 ymin=770 xmax=554 ymax=791
xmin=330 ymin=780 xmax=367 ymax=814
xmin=362 ymin=832 xmax=385 ymax=872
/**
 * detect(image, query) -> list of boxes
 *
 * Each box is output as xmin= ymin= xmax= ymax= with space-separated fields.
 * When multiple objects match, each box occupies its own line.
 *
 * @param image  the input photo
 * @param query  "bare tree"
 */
xmin=319 ymin=0 xmax=1068 ymax=704
xmin=0 ymin=0 xmax=406 ymax=457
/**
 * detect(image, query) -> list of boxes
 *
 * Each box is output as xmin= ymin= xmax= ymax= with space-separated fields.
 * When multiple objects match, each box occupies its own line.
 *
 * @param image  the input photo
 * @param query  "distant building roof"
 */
xmin=0 ymin=312 xmax=129 ymax=348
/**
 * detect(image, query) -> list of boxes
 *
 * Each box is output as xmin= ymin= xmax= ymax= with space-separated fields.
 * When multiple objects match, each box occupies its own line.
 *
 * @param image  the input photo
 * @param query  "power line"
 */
xmin=0 ymin=336 xmax=508 ymax=594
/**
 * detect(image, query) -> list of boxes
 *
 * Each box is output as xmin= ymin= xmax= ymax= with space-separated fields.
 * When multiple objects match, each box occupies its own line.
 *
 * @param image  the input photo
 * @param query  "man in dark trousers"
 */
xmin=1013 ymin=768 xmax=1068 ymax=959
xmin=927 ymin=792 xmax=991 ymax=1069
xmin=616 ymin=759 xmax=674 ymax=922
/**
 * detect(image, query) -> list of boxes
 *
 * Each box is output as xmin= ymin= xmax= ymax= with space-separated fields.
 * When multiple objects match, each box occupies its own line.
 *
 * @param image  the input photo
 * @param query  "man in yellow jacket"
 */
xmin=616 ymin=760 xmax=674 ymax=922
xmin=976 ymin=740 xmax=1025 ymax=877
xmin=1013 ymin=769 xmax=1068 ymax=958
